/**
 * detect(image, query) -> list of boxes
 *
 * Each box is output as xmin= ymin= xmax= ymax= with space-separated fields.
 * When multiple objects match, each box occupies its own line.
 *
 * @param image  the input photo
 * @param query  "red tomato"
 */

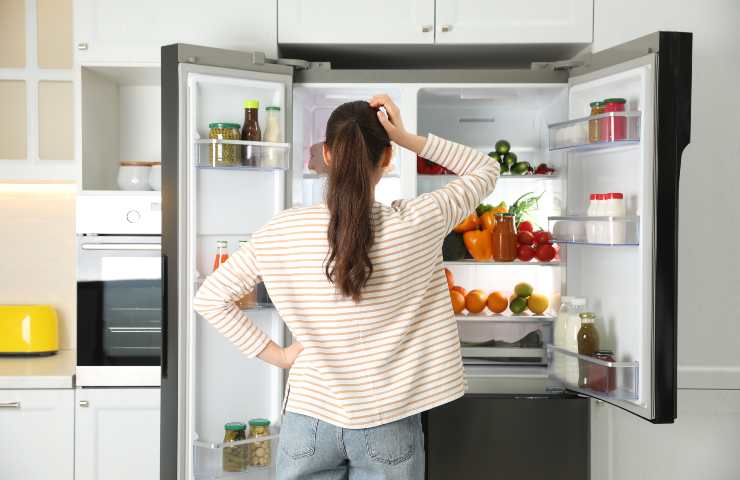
xmin=518 ymin=221 xmax=534 ymax=232
xmin=535 ymin=243 xmax=556 ymax=262
xmin=516 ymin=231 xmax=535 ymax=246
xmin=517 ymin=244 xmax=536 ymax=262
xmin=533 ymin=230 xmax=553 ymax=245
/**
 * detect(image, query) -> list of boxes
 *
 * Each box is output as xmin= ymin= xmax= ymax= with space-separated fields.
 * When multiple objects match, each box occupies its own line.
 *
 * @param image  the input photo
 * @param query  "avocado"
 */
xmin=511 ymin=161 xmax=531 ymax=175
xmin=503 ymin=152 xmax=517 ymax=166
xmin=442 ymin=232 xmax=468 ymax=261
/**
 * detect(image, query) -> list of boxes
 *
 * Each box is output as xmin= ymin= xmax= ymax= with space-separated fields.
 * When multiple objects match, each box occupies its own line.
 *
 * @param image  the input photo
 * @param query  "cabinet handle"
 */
xmin=0 ymin=401 xmax=20 ymax=408
xmin=439 ymin=24 xmax=452 ymax=33
xmin=77 ymin=42 xmax=88 ymax=51
xmin=420 ymin=25 xmax=432 ymax=33
xmin=79 ymin=400 xmax=90 ymax=408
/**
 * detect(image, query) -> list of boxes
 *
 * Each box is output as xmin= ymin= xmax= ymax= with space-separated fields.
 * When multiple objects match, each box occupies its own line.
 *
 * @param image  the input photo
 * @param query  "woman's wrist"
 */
xmin=397 ymin=133 xmax=427 ymax=155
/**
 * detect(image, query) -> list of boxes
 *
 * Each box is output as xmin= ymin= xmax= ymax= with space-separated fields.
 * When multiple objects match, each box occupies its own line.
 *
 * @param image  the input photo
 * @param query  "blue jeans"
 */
xmin=277 ymin=412 xmax=425 ymax=480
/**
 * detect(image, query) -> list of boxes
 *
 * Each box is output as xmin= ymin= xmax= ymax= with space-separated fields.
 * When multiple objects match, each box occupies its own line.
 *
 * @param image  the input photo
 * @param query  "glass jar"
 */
xmin=600 ymin=98 xmax=627 ymax=142
xmin=588 ymin=101 xmax=604 ymax=143
xmin=222 ymin=422 xmax=248 ymax=472
xmin=247 ymin=419 xmax=271 ymax=467
xmin=208 ymin=123 xmax=241 ymax=166
xmin=241 ymin=100 xmax=262 ymax=166
xmin=577 ymin=312 xmax=601 ymax=388
xmin=492 ymin=213 xmax=517 ymax=262
xmin=588 ymin=350 xmax=617 ymax=393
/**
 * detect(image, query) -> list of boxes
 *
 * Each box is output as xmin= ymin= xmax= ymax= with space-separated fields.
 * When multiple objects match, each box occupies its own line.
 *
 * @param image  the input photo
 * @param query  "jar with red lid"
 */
xmin=599 ymin=98 xmax=627 ymax=142
xmin=586 ymin=350 xmax=617 ymax=393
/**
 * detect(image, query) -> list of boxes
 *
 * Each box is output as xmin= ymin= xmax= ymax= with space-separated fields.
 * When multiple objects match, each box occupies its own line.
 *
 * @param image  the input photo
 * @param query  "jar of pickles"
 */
xmin=222 ymin=422 xmax=248 ymax=472
xmin=247 ymin=418 xmax=272 ymax=467
xmin=208 ymin=122 xmax=241 ymax=166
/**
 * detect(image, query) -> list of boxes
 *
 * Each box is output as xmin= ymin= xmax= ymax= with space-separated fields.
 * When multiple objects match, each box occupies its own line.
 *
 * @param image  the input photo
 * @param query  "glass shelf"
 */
xmin=303 ymin=171 xmax=400 ymax=179
xmin=547 ymin=345 xmax=639 ymax=401
xmin=444 ymin=259 xmax=561 ymax=267
xmin=461 ymin=347 xmax=547 ymax=365
xmin=193 ymin=429 xmax=279 ymax=480
xmin=548 ymin=111 xmax=641 ymax=151
xmin=549 ymin=216 xmax=640 ymax=246
xmin=194 ymin=139 xmax=291 ymax=170
xmin=456 ymin=313 xmax=554 ymax=323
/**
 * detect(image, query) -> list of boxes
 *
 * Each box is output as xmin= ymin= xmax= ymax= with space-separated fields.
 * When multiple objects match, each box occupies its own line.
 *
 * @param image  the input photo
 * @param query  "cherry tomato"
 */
xmin=535 ymin=243 xmax=556 ymax=262
xmin=518 ymin=221 xmax=534 ymax=233
xmin=516 ymin=231 xmax=535 ymax=246
xmin=517 ymin=244 xmax=536 ymax=262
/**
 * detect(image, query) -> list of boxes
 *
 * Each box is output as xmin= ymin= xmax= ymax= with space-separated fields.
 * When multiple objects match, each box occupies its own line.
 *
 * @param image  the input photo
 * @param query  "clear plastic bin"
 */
xmin=548 ymin=111 xmax=641 ymax=151
xmin=549 ymin=216 xmax=640 ymax=246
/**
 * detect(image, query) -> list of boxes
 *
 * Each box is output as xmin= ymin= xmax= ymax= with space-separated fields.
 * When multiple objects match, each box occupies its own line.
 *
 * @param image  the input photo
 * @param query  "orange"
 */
xmin=450 ymin=290 xmax=466 ymax=314
xmin=444 ymin=268 xmax=454 ymax=290
xmin=465 ymin=289 xmax=488 ymax=314
xmin=451 ymin=285 xmax=467 ymax=297
xmin=486 ymin=291 xmax=508 ymax=314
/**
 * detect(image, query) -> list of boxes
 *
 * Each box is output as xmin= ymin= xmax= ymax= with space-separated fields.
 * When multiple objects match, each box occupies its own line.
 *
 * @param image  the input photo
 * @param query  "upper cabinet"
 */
xmin=74 ymin=0 xmax=279 ymax=64
xmin=278 ymin=0 xmax=592 ymax=46
xmin=435 ymin=0 xmax=593 ymax=44
xmin=279 ymin=0 xmax=435 ymax=44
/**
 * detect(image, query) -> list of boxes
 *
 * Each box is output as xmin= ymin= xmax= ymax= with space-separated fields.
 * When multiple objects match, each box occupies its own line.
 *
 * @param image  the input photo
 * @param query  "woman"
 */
xmin=194 ymin=94 xmax=499 ymax=479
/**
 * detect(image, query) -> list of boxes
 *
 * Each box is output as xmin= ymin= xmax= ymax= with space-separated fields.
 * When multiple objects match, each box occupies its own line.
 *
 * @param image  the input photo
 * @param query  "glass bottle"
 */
xmin=577 ymin=312 xmax=601 ymax=388
xmin=241 ymin=99 xmax=262 ymax=166
xmin=212 ymin=240 xmax=229 ymax=272
xmin=262 ymin=106 xmax=282 ymax=168
xmin=588 ymin=101 xmax=604 ymax=143
xmin=247 ymin=418 xmax=272 ymax=467
xmin=492 ymin=213 xmax=517 ymax=262
xmin=222 ymin=422 xmax=248 ymax=472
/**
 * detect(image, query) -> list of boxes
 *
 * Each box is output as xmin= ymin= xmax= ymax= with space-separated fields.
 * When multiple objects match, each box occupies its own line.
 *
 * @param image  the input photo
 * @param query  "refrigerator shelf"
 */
xmin=549 ymin=215 xmax=640 ymax=246
xmin=194 ymin=139 xmax=291 ymax=170
xmin=548 ymin=111 xmax=641 ymax=151
xmin=456 ymin=313 xmax=554 ymax=323
xmin=444 ymin=259 xmax=561 ymax=267
xmin=303 ymin=171 xmax=401 ymax=179
xmin=547 ymin=345 xmax=639 ymax=401
xmin=417 ymin=173 xmax=560 ymax=180
xmin=193 ymin=429 xmax=279 ymax=480
xmin=461 ymin=347 xmax=547 ymax=364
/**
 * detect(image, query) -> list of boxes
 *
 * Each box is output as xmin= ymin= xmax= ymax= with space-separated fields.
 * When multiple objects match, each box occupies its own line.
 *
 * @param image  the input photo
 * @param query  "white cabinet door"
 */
xmin=75 ymin=388 xmax=160 ymax=480
xmin=0 ymin=390 xmax=74 ymax=480
xmin=74 ymin=0 xmax=278 ymax=64
xmin=435 ymin=0 xmax=593 ymax=44
xmin=278 ymin=0 xmax=435 ymax=44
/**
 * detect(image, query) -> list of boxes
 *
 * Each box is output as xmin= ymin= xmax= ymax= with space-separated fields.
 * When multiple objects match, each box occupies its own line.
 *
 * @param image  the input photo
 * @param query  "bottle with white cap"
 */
xmin=605 ymin=192 xmax=626 ymax=244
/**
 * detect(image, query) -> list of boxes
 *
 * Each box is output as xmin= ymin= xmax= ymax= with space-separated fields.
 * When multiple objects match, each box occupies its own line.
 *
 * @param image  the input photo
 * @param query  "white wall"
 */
xmin=591 ymin=1 xmax=740 ymax=478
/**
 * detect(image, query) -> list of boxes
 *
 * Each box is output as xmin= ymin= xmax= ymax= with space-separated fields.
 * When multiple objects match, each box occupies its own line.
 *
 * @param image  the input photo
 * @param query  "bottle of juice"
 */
xmin=577 ymin=312 xmax=600 ymax=388
xmin=213 ymin=240 xmax=229 ymax=272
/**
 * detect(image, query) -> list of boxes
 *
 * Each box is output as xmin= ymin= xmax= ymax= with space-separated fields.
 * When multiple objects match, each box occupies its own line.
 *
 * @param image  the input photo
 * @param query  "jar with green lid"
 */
xmin=208 ymin=122 xmax=241 ymax=166
xmin=222 ymin=422 xmax=248 ymax=472
xmin=247 ymin=418 xmax=271 ymax=467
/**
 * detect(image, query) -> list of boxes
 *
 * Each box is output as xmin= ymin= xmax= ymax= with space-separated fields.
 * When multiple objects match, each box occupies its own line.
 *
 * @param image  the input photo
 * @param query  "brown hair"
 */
xmin=324 ymin=101 xmax=390 ymax=301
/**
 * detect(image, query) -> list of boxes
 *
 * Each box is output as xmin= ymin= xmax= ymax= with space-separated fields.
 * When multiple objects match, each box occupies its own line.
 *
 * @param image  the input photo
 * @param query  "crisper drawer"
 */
xmin=458 ymin=315 xmax=553 ymax=365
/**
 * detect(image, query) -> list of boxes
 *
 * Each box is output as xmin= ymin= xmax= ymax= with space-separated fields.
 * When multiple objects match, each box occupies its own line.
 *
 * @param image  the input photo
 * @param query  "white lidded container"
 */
xmin=585 ymin=193 xmax=605 ymax=243
xmin=554 ymin=296 xmax=587 ymax=385
xmin=604 ymin=192 xmax=626 ymax=244
xmin=117 ymin=161 xmax=152 ymax=190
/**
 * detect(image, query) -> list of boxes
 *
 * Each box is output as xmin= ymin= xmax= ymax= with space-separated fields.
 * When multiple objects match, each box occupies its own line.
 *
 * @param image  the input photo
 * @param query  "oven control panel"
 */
xmin=77 ymin=193 xmax=162 ymax=234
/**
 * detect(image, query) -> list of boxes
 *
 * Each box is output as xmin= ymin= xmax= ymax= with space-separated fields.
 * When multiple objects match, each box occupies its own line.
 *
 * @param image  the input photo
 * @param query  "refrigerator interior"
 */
xmin=292 ymin=85 xmax=408 ymax=208
xmin=416 ymin=85 xmax=567 ymax=365
xmin=186 ymin=69 xmax=289 ymax=479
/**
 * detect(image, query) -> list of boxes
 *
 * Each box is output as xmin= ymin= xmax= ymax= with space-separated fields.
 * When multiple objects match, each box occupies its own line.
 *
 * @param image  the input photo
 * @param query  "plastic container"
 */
xmin=208 ymin=123 xmax=241 ymax=166
xmin=222 ymin=422 xmax=248 ymax=473
xmin=588 ymin=350 xmax=617 ymax=393
xmin=600 ymin=98 xmax=627 ymax=141
xmin=247 ymin=419 xmax=272 ymax=467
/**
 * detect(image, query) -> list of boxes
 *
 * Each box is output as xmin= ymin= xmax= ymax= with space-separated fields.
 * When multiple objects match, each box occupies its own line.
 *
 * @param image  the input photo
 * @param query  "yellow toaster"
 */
xmin=0 ymin=305 xmax=59 ymax=355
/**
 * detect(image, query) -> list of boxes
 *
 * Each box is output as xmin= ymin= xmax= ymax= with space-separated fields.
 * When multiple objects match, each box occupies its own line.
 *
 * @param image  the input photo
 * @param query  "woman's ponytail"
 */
xmin=324 ymin=101 xmax=390 ymax=301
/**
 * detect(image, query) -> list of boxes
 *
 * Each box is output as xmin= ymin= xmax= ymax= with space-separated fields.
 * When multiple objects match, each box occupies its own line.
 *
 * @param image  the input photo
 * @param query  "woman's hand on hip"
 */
xmin=370 ymin=94 xmax=426 ymax=154
xmin=257 ymin=340 xmax=304 ymax=369
xmin=280 ymin=342 xmax=304 ymax=369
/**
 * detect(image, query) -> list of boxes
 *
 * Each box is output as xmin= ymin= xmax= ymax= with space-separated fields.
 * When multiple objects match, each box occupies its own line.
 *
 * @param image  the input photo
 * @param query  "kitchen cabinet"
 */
xmin=75 ymin=388 xmax=160 ymax=480
xmin=278 ymin=0 xmax=591 ymax=45
xmin=435 ymin=0 xmax=593 ymax=44
xmin=0 ymin=389 xmax=74 ymax=480
xmin=278 ymin=0 xmax=435 ymax=44
xmin=425 ymin=394 xmax=589 ymax=480
xmin=74 ymin=0 xmax=278 ymax=64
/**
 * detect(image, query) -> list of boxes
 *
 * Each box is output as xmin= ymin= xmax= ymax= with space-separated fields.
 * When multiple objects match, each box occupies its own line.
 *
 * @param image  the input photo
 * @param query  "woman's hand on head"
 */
xmin=369 ymin=94 xmax=427 ymax=155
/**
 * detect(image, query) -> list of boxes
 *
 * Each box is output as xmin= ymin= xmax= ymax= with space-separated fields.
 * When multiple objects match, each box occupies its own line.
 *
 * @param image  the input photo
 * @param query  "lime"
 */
xmin=514 ymin=282 xmax=533 ymax=298
xmin=503 ymin=152 xmax=517 ymax=166
xmin=509 ymin=296 xmax=528 ymax=314
xmin=495 ymin=140 xmax=511 ymax=155
xmin=511 ymin=162 xmax=531 ymax=175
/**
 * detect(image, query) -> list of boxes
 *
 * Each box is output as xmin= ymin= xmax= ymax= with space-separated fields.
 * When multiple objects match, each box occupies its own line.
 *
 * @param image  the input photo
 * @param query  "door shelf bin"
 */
xmin=547 ymin=345 xmax=639 ymax=401
xmin=194 ymin=139 xmax=291 ymax=170
xmin=548 ymin=111 xmax=641 ymax=151
xmin=193 ymin=429 xmax=279 ymax=479
xmin=444 ymin=259 xmax=561 ymax=267
xmin=456 ymin=313 xmax=555 ymax=324
xmin=549 ymin=216 xmax=640 ymax=245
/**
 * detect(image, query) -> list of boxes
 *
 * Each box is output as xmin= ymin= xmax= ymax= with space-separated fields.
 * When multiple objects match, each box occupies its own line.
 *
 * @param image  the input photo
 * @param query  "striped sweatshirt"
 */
xmin=193 ymin=134 xmax=499 ymax=429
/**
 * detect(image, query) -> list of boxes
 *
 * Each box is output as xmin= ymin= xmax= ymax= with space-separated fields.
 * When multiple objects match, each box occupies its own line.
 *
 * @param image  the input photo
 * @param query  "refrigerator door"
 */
xmin=161 ymin=44 xmax=294 ymax=479
xmin=548 ymin=32 xmax=691 ymax=423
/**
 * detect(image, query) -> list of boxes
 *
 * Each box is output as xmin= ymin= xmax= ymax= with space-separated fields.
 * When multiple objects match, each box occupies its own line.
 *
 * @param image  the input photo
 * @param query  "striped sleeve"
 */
xmin=192 ymin=242 xmax=270 ymax=358
xmin=419 ymin=134 xmax=500 ymax=233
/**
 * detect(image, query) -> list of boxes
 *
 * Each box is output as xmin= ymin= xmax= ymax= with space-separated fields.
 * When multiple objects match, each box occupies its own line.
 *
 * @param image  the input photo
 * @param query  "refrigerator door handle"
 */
xmin=161 ymin=254 xmax=168 ymax=379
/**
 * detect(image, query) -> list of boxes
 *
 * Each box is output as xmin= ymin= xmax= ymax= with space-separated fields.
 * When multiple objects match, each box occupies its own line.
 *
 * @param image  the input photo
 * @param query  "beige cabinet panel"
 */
xmin=37 ymin=0 xmax=73 ymax=69
xmin=0 ymin=81 xmax=27 ymax=160
xmin=0 ymin=0 xmax=25 ymax=68
xmin=38 ymin=81 xmax=74 ymax=160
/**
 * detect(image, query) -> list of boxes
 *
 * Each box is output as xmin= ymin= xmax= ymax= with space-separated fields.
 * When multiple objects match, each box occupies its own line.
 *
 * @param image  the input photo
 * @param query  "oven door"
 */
xmin=76 ymin=235 xmax=162 ymax=386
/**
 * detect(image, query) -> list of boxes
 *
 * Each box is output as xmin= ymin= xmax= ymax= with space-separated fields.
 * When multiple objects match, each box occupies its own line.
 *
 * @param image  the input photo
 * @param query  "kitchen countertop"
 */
xmin=0 ymin=349 xmax=75 ymax=389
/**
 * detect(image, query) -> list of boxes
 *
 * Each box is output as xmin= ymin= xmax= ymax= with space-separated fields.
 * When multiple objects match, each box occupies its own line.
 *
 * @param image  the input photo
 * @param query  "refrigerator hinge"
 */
xmin=265 ymin=57 xmax=331 ymax=71
xmin=531 ymin=59 xmax=586 ymax=72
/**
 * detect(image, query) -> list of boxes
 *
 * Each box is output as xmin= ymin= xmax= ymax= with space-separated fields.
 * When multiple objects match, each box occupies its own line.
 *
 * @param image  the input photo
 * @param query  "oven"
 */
xmin=76 ymin=193 xmax=162 ymax=386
